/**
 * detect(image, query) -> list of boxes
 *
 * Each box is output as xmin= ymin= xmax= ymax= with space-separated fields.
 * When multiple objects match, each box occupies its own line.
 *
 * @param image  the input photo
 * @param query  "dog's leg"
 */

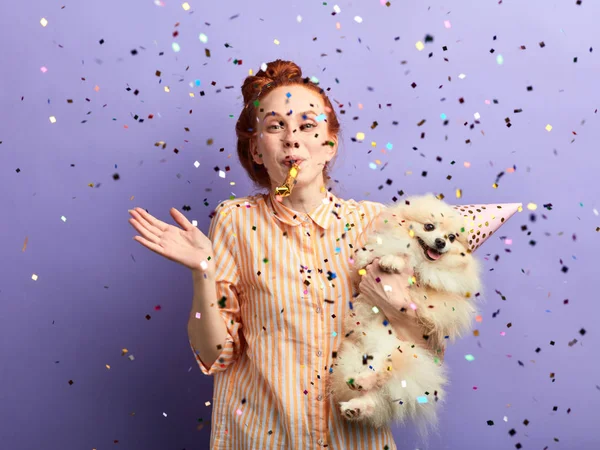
xmin=339 ymin=391 xmax=379 ymax=422
xmin=378 ymin=254 xmax=407 ymax=273
xmin=347 ymin=332 xmax=398 ymax=392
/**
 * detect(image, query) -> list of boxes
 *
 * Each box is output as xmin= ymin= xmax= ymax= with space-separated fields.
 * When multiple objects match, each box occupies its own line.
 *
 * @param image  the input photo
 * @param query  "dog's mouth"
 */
xmin=417 ymin=237 xmax=443 ymax=261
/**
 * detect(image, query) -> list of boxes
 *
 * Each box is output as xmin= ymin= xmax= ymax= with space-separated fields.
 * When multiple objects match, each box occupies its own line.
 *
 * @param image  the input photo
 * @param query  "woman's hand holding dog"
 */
xmin=359 ymin=257 xmax=432 ymax=347
xmin=359 ymin=256 xmax=416 ymax=320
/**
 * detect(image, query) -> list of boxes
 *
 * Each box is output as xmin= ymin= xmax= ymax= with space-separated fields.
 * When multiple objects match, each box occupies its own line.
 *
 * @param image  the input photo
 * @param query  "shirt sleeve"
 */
xmin=189 ymin=201 xmax=243 ymax=376
xmin=352 ymin=200 xmax=387 ymax=252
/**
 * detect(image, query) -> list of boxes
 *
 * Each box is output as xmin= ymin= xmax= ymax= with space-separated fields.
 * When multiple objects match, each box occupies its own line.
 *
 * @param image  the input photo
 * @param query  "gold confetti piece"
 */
xmin=545 ymin=124 xmax=552 ymax=132
xmin=31 ymin=274 xmax=38 ymax=281
xmin=415 ymin=41 xmax=425 ymax=51
xmin=205 ymin=401 xmax=211 ymax=407
xmin=106 ymin=364 xmax=111 ymax=369
xmin=182 ymin=2 xmax=191 ymax=11
xmin=527 ymin=203 xmax=537 ymax=210
xmin=274 ymin=39 xmax=280 ymax=45
xmin=464 ymin=161 xmax=471 ymax=168
xmin=456 ymin=189 xmax=462 ymax=198
xmin=164 ymin=86 xmax=170 ymax=92
xmin=356 ymin=132 xmax=365 ymax=140
xmin=49 ymin=116 xmax=56 ymax=123
xmin=40 ymin=18 xmax=48 ymax=27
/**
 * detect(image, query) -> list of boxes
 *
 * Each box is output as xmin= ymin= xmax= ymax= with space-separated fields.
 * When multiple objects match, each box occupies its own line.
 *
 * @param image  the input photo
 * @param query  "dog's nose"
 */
xmin=435 ymin=238 xmax=446 ymax=249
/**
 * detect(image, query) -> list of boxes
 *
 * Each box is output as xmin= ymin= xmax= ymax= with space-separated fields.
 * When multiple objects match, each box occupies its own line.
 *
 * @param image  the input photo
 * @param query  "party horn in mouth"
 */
xmin=274 ymin=162 xmax=301 ymax=197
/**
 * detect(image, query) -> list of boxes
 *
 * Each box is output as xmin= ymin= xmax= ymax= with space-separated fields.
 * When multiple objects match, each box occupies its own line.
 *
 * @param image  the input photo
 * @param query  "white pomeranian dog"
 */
xmin=328 ymin=194 xmax=484 ymax=441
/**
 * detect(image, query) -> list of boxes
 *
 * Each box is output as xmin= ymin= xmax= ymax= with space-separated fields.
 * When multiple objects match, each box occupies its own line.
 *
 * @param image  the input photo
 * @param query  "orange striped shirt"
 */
xmin=189 ymin=190 xmax=397 ymax=450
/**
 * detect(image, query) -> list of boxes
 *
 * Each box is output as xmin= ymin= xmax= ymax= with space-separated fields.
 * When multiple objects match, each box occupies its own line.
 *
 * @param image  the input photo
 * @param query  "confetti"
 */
xmin=40 ymin=18 xmax=48 ymax=27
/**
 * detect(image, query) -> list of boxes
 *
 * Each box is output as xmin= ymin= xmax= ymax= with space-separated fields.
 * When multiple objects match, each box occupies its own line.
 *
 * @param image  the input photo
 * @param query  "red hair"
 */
xmin=235 ymin=59 xmax=341 ymax=192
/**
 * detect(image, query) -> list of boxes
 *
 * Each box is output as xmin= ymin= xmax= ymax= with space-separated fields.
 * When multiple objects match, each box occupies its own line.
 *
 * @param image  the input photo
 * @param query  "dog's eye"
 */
xmin=448 ymin=234 xmax=456 ymax=242
xmin=424 ymin=224 xmax=435 ymax=231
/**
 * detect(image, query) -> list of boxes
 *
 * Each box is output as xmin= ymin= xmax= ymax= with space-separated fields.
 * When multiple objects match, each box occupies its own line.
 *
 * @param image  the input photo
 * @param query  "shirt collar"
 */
xmin=265 ymin=190 xmax=350 ymax=229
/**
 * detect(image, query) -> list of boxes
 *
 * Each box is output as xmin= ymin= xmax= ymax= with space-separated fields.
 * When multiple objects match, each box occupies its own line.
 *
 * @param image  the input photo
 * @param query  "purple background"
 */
xmin=1 ymin=1 xmax=599 ymax=449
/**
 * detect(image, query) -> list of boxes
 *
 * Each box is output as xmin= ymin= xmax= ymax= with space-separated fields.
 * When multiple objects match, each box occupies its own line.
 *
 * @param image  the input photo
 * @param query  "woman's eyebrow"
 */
xmin=262 ymin=110 xmax=318 ymax=120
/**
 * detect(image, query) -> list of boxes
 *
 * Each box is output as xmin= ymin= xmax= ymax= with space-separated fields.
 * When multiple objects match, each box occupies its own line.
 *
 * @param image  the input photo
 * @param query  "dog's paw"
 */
xmin=346 ymin=372 xmax=375 ymax=391
xmin=340 ymin=399 xmax=375 ymax=421
xmin=340 ymin=401 xmax=361 ymax=420
xmin=378 ymin=254 xmax=406 ymax=273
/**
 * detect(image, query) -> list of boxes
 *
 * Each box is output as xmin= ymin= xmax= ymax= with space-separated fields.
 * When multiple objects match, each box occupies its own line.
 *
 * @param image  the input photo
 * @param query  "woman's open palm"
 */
xmin=128 ymin=207 xmax=214 ymax=272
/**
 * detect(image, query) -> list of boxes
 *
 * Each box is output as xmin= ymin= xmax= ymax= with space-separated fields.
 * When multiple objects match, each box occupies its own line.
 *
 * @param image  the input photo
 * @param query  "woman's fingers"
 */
xmin=129 ymin=216 xmax=161 ymax=245
xmin=170 ymin=207 xmax=193 ymax=231
xmin=130 ymin=208 xmax=166 ymax=237
xmin=133 ymin=207 xmax=167 ymax=233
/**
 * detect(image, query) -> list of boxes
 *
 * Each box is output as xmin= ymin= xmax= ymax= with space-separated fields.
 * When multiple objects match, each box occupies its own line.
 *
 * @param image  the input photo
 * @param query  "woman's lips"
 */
xmin=282 ymin=160 xmax=305 ymax=168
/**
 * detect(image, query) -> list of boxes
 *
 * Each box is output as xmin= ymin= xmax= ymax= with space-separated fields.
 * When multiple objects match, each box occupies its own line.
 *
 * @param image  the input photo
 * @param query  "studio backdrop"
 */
xmin=1 ymin=0 xmax=599 ymax=449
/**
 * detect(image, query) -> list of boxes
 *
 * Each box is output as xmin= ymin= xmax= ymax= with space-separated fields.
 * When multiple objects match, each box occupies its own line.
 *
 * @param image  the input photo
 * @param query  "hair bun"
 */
xmin=241 ymin=59 xmax=303 ymax=105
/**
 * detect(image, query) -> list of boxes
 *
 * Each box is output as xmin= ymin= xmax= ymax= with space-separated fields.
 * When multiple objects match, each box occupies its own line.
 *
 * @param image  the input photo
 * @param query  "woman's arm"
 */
xmin=187 ymin=269 xmax=228 ymax=370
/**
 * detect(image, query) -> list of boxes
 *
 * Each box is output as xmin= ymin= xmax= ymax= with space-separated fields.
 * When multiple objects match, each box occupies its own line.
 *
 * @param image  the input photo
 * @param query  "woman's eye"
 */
xmin=300 ymin=123 xmax=316 ymax=130
xmin=424 ymin=223 xmax=435 ymax=231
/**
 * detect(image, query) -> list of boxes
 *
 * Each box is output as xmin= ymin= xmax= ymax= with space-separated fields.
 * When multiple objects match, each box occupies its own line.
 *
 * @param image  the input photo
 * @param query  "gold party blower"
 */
xmin=274 ymin=162 xmax=301 ymax=197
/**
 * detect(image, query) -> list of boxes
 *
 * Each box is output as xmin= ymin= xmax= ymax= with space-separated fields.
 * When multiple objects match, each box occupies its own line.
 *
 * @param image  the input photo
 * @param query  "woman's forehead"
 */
xmin=259 ymin=85 xmax=323 ymax=112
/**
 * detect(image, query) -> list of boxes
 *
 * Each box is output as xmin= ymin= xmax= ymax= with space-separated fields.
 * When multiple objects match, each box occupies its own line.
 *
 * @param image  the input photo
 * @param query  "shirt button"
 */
xmin=317 ymin=395 xmax=323 ymax=401
xmin=316 ymin=350 xmax=322 ymax=357
xmin=315 ymin=307 xmax=321 ymax=313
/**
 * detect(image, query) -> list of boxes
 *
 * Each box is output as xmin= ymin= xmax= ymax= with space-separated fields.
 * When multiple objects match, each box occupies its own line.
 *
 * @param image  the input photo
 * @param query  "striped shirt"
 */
xmin=189 ymin=190 xmax=397 ymax=450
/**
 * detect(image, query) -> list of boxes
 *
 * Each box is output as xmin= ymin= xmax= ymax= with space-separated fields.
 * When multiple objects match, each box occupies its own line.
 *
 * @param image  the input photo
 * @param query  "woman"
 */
xmin=128 ymin=59 xmax=409 ymax=449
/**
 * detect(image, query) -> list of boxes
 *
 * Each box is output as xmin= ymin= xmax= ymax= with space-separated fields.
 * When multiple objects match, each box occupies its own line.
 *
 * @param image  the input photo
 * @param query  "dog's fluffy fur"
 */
xmin=328 ymin=194 xmax=483 ymax=442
